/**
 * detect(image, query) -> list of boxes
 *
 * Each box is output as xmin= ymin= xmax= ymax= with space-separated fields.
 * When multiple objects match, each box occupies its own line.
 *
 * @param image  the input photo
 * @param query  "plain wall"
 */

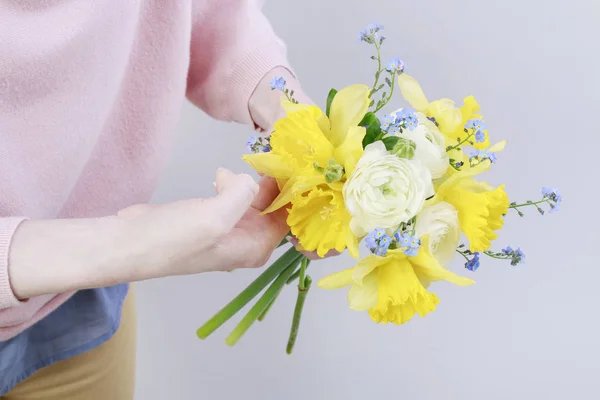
xmin=135 ymin=0 xmax=600 ymax=399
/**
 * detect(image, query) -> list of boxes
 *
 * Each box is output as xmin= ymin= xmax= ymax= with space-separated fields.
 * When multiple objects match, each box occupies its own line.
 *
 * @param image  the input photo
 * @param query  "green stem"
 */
xmin=509 ymin=199 xmax=550 ymax=209
xmin=225 ymin=262 xmax=299 ymax=346
xmin=286 ymin=259 xmax=311 ymax=285
xmin=446 ymin=130 xmax=475 ymax=152
xmin=370 ymin=42 xmax=382 ymax=95
xmin=196 ymin=247 xmax=302 ymax=339
xmin=373 ymin=71 xmax=397 ymax=113
xmin=257 ymin=289 xmax=281 ymax=322
xmin=286 ymin=275 xmax=312 ymax=354
xmin=298 ymin=257 xmax=308 ymax=290
xmin=456 ymin=249 xmax=470 ymax=263
xmin=483 ymin=251 xmax=511 ymax=260
xmin=258 ymin=257 xmax=303 ymax=322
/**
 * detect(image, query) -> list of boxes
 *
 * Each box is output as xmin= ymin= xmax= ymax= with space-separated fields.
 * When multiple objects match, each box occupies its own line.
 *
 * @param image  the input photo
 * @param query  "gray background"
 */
xmin=135 ymin=0 xmax=599 ymax=399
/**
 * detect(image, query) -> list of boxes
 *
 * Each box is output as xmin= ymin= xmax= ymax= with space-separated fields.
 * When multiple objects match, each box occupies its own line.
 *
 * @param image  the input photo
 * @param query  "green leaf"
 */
xmin=358 ymin=112 xmax=377 ymax=127
xmin=385 ymin=77 xmax=392 ymax=86
xmin=326 ymin=88 xmax=337 ymax=117
xmin=359 ymin=112 xmax=382 ymax=148
xmin=382 ymin=136 xmax=400 ymax=151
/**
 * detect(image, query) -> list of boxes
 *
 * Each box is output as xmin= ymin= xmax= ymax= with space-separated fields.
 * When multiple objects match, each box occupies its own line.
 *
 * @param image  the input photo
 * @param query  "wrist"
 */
xmin=248 ymin=67 xmax=313 ymax=132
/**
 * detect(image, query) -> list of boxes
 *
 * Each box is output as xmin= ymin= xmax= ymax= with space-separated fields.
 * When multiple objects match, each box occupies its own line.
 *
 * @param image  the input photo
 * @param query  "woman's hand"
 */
xmin=8 ymin=169 xmax=290 ymax=299
xmin=118 ymin=169 xmax=289 ymax=277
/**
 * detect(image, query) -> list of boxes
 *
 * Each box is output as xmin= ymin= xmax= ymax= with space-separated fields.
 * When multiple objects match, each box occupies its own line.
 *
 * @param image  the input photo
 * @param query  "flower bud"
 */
xmin=392 ymin=137 xmax=416 ymax=159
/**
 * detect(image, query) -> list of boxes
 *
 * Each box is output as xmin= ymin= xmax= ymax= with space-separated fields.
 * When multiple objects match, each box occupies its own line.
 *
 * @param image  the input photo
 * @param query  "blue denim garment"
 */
xmin=0 ymin=284 xmax=129 ymax=396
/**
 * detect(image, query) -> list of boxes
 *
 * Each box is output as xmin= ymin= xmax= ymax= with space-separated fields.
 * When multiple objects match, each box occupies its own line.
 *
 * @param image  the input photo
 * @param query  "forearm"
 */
xmin=8 ymin=217 xmax=138 ymax=300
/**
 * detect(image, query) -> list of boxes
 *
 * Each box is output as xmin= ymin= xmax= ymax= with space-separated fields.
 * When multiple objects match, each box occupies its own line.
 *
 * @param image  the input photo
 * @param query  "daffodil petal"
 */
xmin=345 ymin=230 xmax=360 ymax=259
xmin=348 ymin=273 xmax=378 ymax=311
xmin=242 ymin=153 xmax=293 ymax=179
xmin=334 ymin=125 xmax=365 ymax=175
xmin=262 ymin=174 xmax=325 ymax=214
xmin=318 ymin=267 xmax=354 ymax=289
xmin=412 ymin=237 xmax=475 ymax=287
xmin=352 ymin=255 xmax=384 ymax=284
xmin=327 ymin=84 xmax=370 ymax=147
xmin=488 ymin=140 xmax=508 ymax=153
xmin=280 ymin=98 xmax=312 ymax=115
xmin=397 ymin=74 xmax=430 ymax=112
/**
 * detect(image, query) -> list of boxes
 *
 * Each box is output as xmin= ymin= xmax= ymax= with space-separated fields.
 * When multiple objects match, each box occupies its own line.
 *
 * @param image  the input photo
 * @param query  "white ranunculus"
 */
xmin=415 ymin=202 xmax=460 ymax=266
xmin=343 ymin=141 xmax=434 ymax=237
xmin=395 ymin=109 xmax=449 ymax=179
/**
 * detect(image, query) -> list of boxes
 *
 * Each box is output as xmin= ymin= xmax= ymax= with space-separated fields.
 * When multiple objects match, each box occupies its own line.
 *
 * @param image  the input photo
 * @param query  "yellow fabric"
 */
xmin=3 ymin=289 xmax=137 ymax=400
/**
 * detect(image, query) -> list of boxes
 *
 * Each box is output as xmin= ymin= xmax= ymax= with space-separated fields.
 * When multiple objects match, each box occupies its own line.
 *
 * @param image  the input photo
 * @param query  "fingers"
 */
xmin=211 ymin=168 xmax=259 ymax=230
xmin=287 ymin=236 xmax=341 ymax=260
xmin=252 ymin=176 xmax=280 ymax=211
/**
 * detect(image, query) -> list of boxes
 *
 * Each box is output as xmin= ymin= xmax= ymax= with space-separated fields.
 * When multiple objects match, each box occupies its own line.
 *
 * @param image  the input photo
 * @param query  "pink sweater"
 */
xmin=0 ymin=0 xmax=290 ymax=340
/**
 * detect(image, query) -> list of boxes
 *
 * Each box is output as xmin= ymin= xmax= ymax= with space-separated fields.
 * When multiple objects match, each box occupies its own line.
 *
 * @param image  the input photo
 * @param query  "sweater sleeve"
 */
xmin=0 ymin=217 xmax=28 ymax=309
xmin=186 ymin=0 xmax=293 ymax=127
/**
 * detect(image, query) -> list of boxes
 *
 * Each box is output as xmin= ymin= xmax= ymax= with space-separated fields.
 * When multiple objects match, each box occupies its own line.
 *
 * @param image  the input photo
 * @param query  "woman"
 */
xmin=0 ymin=1 xmax=313 ymax=398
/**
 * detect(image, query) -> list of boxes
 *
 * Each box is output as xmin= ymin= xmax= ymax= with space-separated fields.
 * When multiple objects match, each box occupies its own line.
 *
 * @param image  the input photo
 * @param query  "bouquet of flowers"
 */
xmin=197 ymin=24 xmax=561 ymax=354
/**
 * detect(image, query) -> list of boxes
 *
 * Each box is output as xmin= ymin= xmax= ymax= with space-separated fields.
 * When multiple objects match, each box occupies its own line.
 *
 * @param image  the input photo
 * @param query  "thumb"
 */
xmin=210 ymin=168 xmax=259 ymax=229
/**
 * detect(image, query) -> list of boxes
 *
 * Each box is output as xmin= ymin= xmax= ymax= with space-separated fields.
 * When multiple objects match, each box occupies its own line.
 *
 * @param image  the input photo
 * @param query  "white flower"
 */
xmin=395 ymin=109 xmax=449 ymax=179
xmin=415 ymin=202 xmax=460 ymax=266
xmin=343 ymin=141 xmax=434 ymax=237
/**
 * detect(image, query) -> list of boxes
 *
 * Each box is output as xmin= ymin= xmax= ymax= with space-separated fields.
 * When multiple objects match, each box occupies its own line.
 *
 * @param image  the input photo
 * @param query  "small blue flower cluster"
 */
xmin=381 ymin=108 xmax=418 ymax=133
xmin=465 ymin=119 xmax=486 ymax=143
xmin=465 ymin=252 xmax=481 ymax=271
xmin=365 ymin=228 xmax=392 ymax=256
xmin=501 ymin=246 xmax=526 ymax=266
xmin=246 ymin=136 xmax=271 ymax=153
xmin=394 ymin=231 xmax=421 ymax=257
xmin=466 ymin=119 xmax=486 ymax=132
xmin=542 ymin=187 xmax=562 ymax=213
xmin=469 ymin=149 xmax=497 ymax=164
xmin=365 ymin=228 xmax=421 ymax=257
xmin=385 ymin=57 xmax=405 ymax=73
xmin=359 ymin=23 xmax=385 ymax=44
xmin=269 ymin=77 xmax=286 ymax=91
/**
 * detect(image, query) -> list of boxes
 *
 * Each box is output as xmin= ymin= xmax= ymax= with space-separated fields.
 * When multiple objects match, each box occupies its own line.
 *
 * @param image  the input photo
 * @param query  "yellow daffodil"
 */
xmin=431 ymin=162 xmax=509 ymax=252
xmin=287 ymin=188 xmax=359 ymax=257
xmin=318 ymin=237 xmax=474 ymax=324
xmin=243 ymin=84 xmax=370 ymax=257
xmin=397 ymin=74 xmax=490 ymax=151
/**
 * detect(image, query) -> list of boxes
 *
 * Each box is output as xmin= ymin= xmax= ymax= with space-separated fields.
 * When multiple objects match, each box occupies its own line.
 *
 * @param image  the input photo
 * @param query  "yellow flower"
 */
xmin=397 ymin=75 xmax=490 ymax=151
xmin=433 ymin=163 xmax=510 ymax=252
xmin=287 ymin=188 xmax=359 ymax=258
xmin=453 ymin=96 xmax=489 ymax=151
xmin=397 ymin=74 xmax=462 ymax=134
xmin=318 ymin=238 xmax=474 ymax=325
xmin=243 ymin=84 xmax=370 ymax=257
